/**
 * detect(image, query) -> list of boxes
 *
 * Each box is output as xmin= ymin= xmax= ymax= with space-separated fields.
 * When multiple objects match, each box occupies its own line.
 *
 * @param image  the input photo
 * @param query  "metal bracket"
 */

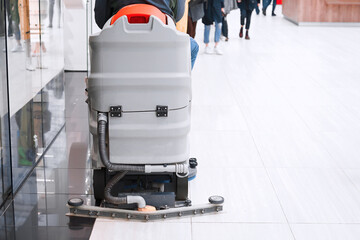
xmin=156 ymin=105 xmax=168 ymax=117
xmin=110 ymin=106 xmax=122 ymax=117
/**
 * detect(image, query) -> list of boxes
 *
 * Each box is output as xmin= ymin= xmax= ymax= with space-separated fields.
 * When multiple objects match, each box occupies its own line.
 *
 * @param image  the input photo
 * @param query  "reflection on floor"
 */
xmin=2 ymin=5 xmax=360 ymax=240
xmin=1 ymin=72 xmax=94 ymax=240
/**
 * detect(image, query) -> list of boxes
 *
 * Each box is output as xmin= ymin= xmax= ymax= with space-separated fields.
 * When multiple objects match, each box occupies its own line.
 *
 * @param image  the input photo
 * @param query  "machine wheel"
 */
xmin=93 ymin=168 xmax=106 ymax=205
xmin=208 ymin=195 xmax=224 ymax=204
xmin=175 ymin=175 xmax=188 ymax=201
xmin=68 ymin=198 xmax=84 ymax=207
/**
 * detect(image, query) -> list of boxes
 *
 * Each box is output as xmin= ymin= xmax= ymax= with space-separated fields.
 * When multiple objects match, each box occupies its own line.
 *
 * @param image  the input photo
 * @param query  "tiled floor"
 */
xmin=89 ymin=7 xmax=360 ymax=240
xmin=3 ymin=5 xmax=360 ymax=240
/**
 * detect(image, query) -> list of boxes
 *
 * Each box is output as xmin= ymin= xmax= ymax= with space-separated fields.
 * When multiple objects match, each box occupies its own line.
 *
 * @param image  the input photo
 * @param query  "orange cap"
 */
xmin=111 ymin=4 xmax=167 ymax=25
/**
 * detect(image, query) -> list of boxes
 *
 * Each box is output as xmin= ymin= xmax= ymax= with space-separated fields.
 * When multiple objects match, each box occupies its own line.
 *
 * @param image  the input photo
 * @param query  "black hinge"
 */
xmin=156 ymin=105 xmax=168 ymax=117
xmin=109 ymin=106 xmax=122 ymax=117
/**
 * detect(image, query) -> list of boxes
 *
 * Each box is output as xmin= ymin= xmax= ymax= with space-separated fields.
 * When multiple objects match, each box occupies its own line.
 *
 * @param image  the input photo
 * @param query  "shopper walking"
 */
xmin=202 ymin=0 xmax=224 ymax=55
xmin=221 ymin=0 xmax=237 ymax=41
xmin=237 ymin=0 xmax=258 ymax=40
xmin=262 ymin=0 xmax=276 ymax=16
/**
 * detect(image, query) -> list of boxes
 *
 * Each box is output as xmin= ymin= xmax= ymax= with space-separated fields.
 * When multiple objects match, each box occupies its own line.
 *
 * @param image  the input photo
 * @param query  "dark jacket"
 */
xmin=237 ymin=0 xmax=258 ymax=11
xmin=188 ymin=3 xmax=204 ymax=22
xmin=95 ymin=0 xmax=185 ymax=29
xmin=202 ymin=0 xmax=224 ymax=25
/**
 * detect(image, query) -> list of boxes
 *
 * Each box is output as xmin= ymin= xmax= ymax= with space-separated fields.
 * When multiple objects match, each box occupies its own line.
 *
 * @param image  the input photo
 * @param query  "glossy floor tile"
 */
xmin=268 ymin=168 xmax=360 ymax=223
xmin=190 ymin=131 xmax=263 ymax=168
xmin=252 ymin=132 xmax=338 ymax=168
xmin=190 ymin=168 xmax=286 ymax=223
xmin=90 ymin=221 xmax=192 ymax=240
xmin=290 ymin=224 xmax=360 ymax=240
xmin=315 ymin=132 xmax=360 ymax=169
xmin=192 ymin=223 xmax=294 ymax=240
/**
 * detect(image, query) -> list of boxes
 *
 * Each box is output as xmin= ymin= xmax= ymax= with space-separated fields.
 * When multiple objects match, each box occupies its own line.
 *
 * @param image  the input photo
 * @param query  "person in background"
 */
xmin=237 ymin=0 xmax=258 ymax=40
xmin=187 ymin=0 xmax=205 ymax=38
xmin=10 ymin=0 xmax=22 ymax=52
xmin=95 ymin=0 xmax=199 ymax=69
xmin=221 ymin=14 xmax=228 ymax=41
xmin=221 ymin=0 xmax=237 ymax=41
xmin=48 ymin=0 xmax=62 ymax=28
xmin=202 ymin=0 xmax=224 ymax=55
xmin=262 ymin=0 xmax=276 ymax=16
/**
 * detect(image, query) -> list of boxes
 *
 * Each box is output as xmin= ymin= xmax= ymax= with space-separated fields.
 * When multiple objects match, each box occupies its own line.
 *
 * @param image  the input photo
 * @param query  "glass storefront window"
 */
xmin=4 ymin=0 xmax=65 ymax=194
xmin=0 ymin=0 xmax=12 ymax=206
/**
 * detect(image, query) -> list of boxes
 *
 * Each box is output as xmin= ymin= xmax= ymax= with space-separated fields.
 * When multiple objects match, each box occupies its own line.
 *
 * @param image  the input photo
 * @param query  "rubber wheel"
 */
xmin=93 ymin=168 xmax=106 ymax=205
xmin=208 ymin=195 xmax=224 ymax=204
xmin=68 ymin=198 xmax=84 ymax=207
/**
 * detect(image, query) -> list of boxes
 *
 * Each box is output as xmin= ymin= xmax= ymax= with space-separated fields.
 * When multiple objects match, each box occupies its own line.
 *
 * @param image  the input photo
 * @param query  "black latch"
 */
xmin=156 ymin=105 xmax=168 ymax=117
xmin=109 ymin=106 xmax=122 ymax=117
xmin=189 ymin=158 xmax=198 ymax=169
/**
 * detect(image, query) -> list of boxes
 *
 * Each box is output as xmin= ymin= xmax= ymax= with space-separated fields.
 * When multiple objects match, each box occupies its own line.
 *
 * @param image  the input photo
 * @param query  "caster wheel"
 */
xmin=68 ymin=198 xmax=84 ymax=207
xmin=208 ymin=196 xmax=224 ymax=204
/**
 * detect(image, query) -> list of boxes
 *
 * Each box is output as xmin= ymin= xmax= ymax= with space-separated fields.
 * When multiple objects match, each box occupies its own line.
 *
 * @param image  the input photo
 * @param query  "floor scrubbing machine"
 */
xmin=67 ymin=4 xmax=224 ymax=221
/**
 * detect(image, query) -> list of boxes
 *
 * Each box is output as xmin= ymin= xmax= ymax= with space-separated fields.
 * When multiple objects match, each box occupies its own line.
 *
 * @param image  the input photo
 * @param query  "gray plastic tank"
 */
xmin=87 ymin=15 xmax=192 ymax=166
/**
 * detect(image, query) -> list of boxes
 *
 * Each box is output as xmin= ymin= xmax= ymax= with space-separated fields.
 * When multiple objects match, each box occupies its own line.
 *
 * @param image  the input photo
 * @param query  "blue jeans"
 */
xmin=255 ymin=4 xmax=260 ymax=14
xmin=190 ymin=37 xmax=199 ymax=69
xmin=263 ymin=0 xmax=277 ymax=13
xmin=204 ymin=21 xmax=222 ymax=44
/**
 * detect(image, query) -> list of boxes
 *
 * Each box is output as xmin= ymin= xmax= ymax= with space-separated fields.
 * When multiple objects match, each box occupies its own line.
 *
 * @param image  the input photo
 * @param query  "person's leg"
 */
xmin=6 ymin=1 xmax=13 ymax=36
xmin=214 ymin=20 xmax=222 ymax=46
xmin=272 ymin=0 xmax=277 ymax=16
xmin=255 ymin=3 xmax=260 ymax=15
xmin=204 ymin=24 xmax=212 ymax=53
xmin=245 ymin=10 xmax=253 ymax=30
xmin=189 ymin=37 xmax=199 ymax=69
xmin=263 ymin=0 xmax=270 ymax=15
xmin=240 ymin=6 xmax=246 ymax=26
xmin=11 ymin=3 xmax=22 ymax=52
xmin=57 ymin=0 xmax=62 ymax=27
xmin=239 ymin=6 xmax=245 ymax=38
xmin=214 ymin=20 xmax=223 ymax=54
xmin=204 ymin=24 xmax=210 ymax=46
xmin=245 ymin=10 xmax=253 ymax=40
xmin=48 ymin=0 xmax=55 ymax=27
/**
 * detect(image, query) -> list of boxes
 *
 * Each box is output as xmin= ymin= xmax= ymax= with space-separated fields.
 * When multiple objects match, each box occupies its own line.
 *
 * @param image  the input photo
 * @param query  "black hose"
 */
xmin=104 ymin=171 xmax=128 ymax=205
xmin=98 ymin=120 xmax=145 ymax=172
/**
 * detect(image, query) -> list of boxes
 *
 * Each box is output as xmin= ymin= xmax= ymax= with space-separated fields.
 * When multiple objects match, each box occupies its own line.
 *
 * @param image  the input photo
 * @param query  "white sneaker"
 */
xmin=26 ymin=58 xmax=36 ymax=71
xmin=204 ymin=46 xmax=213 ymax=54
xmin=11 ymin=44 xmax=23 ymax=52
xmin=214 ymin=46 xmax=223 ymax=55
